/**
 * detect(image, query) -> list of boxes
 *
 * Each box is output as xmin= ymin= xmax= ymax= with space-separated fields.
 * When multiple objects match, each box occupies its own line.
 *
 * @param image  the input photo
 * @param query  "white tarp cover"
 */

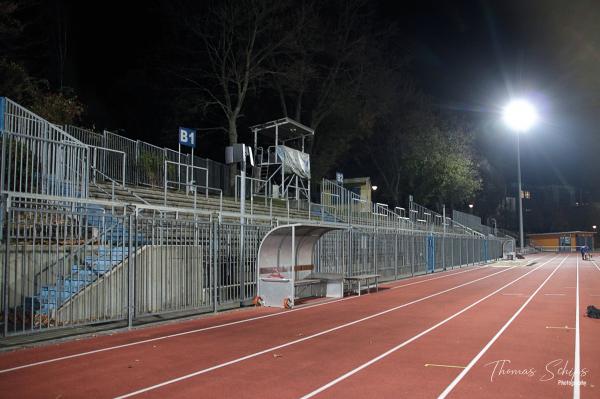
xmin=276 ymin=145 xmax=311 ymax=179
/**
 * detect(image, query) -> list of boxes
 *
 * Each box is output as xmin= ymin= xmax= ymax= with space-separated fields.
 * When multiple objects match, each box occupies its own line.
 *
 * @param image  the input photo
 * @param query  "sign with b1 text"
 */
xmin=179 ymin=127 xmax=197 ymax=148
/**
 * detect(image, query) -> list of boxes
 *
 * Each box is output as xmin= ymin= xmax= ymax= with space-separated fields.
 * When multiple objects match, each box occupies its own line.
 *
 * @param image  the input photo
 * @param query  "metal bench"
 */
xmin=344 ymin=274 xmax=381 ymax=296
xmin=300 ymin=272 xmax=344 ymax=299
xmin=294 ymin=277 xmax=324 ymax=299
xmin=294 ymin=278 xmax=322 ymax=287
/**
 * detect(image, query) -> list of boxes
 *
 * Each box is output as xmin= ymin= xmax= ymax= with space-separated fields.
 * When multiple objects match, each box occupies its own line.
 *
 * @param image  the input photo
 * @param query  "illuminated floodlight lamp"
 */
xmin=503 ymin=99 xmax=538 ymax=132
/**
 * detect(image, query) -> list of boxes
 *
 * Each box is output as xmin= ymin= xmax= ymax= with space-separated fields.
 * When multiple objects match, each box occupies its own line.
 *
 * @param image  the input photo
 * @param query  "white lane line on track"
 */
xmin=437 ymin=255 xmax=568 ymax=399
xmin=543 ymin=293 xmax=566 ymax=296
xmin=0 ymin=295 xmax=357 ymax=374
xmin=591 ymin=260 xmax=600 ymax=272
xmin=298 ymin=255 xmax=562 ymax=399
xmin=0 ymin=263 xmax=493 ymax=374
xmin=113 ymin=261 xmax=529 ymax=398
xmin=573 ymin=255 xmax=581 ymax=399
xmin=389 ymin=267 xmax=487 ymax=290
xmin=384 ymin=256 xmax=544 ymax=291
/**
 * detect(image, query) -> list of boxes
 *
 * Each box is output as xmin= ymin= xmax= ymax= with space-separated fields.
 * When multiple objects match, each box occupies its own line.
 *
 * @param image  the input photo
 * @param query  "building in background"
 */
xmin=528 ymin=231 xmax=595 ymax=251
xmin=500 ymin=183 xmax=593 ymax=233
xmin=343 ymin=177 xmax=373 ymax=204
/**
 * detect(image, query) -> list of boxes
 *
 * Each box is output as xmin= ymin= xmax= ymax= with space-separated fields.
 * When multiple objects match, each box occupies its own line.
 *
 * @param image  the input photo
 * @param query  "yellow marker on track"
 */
xmin=424 ymin=364 xmax=466 ymax=369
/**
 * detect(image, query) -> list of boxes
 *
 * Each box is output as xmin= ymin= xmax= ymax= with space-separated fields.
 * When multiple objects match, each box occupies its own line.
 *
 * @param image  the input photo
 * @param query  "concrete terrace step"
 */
xmin=90 ymin=182 xmax=311 ymax=219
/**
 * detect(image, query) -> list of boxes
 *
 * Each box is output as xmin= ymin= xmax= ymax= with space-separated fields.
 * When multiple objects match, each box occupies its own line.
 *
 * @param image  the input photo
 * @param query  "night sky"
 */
xmin=46 ymin=1 xmax=600 ymax=194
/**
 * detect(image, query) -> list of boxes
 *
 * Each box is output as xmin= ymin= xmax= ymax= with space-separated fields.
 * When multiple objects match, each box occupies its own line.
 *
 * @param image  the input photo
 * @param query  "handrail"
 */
xmin=191 ymin=184 xmax=223 ymax=215
xmin=3 ymin=98 xmax=83 ymax=143
xmin=235 ymin=175 xmax=272 ymax=201
xmin=0 ymin=130 xmax=88 ymax=148
xmin=88 ymin=144 xmax=126 ymax=187
xmin=164 ymin=160 xmax=209 ymax=199
xmin=32 ymin=211 xmax=124 ymax=296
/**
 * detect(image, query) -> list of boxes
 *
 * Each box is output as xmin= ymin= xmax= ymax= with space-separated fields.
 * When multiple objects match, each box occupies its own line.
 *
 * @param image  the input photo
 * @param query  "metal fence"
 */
xmin=0 ymin=100 xmax=512 ymax=338
xmin=1 ymin=192 xmax=507 ymax=337
xmin=1 ymin=98 xmax=89 ymax=198
xmin=89 ymin=145 xmax=126 ymax=186
xmin=64 ymin=125 xmax=231 ymax=194
xmin=314 ymin=227 xmax=502 ymax=282
xmin=453 ymin=209 xmax=494 ymax=236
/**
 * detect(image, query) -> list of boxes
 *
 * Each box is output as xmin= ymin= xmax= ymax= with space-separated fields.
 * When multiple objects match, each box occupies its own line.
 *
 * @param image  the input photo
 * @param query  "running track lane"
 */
xmin=0 ymin=263 xmax=521 ymax=398
xmin=436 ymin=256 xmax=600 ymax=399
xmin=0 ymin=264 xmax=493 ymax=373
xmin=437 ymin=254 xmax=600 ymax=399
xmin=0 ymin=264 xmax=487 ymax=372
xmin=0 ymin=266 xmax=487 ymax=375
xmin=294 ymin=254 xmax=567 ymax=399
xmin=110 ymin=257 xmax=555 ymax=398
xmin=439 ymin=254 xmax=586 ymax=398
xmin=580 ymin=260 xmax=600 ymax=397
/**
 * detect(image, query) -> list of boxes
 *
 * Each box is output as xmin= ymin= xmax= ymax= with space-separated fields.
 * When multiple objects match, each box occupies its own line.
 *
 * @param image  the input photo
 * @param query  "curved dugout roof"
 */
xmin=257 ymin=224 xmax=346 ymax=308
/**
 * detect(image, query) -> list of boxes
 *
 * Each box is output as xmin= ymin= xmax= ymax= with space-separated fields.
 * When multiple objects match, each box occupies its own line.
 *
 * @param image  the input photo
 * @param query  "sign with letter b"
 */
xmin=179 ymin=127 xmax=196 ymax=148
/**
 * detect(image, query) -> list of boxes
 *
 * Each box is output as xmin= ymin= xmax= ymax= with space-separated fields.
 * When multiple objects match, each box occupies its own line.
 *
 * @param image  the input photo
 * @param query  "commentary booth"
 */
xmin=256 ymin=224 xmax=346 ymax=308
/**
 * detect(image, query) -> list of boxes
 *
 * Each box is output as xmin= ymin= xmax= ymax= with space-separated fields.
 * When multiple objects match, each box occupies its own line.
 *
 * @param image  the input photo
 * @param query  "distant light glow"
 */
xmin=503 ymin=99 xmax=538 ymax=132
xmin=594 ymin=225 xmax=597 ymax=230
xmin=468 ymin=204 xmax=474 ymax=209
xmin=371 ymin=185 xmax=378 ymax=191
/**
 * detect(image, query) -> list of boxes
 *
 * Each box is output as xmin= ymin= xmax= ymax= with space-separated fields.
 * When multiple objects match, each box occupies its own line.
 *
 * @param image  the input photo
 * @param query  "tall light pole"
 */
xmin=503 ymin=99 xmax=538 ymax=254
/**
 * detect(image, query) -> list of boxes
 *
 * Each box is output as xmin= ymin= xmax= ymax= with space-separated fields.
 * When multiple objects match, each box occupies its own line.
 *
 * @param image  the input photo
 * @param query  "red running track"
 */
xmin=0 ymin=254 xmax=597 ymax=398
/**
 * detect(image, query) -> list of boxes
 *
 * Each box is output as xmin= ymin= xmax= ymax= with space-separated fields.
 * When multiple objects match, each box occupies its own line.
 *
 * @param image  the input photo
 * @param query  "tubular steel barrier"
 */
xmin=1 ymin=193 xmax=508 ymax=337
xmin=64 ymin=125 xmax=232 ymax=195
xmin=89 ymin=145 xmax=126 ymax=187
xmin=2 ymin=99 xmax=89 ymax=199
xmin=0 ymin=99 xmax=512 ymax=338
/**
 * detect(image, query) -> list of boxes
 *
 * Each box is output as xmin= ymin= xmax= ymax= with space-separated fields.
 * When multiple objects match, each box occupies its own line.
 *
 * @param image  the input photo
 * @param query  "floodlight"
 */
xmin=503 ymin=99 xmax=538 ymax=132
xmin=372 ymin=185 xmax=378 ymax=191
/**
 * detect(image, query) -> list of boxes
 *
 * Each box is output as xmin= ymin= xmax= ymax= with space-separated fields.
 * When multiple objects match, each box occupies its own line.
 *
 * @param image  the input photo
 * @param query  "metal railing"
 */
xmin=164 ymin=160 xmax=209 ymax=198
xmin=161 ymin=160 xmax=224 ymax=216
xmin=1 ymin=192 xmax=508 ymax=337
xmin=64 ymin=125 xmax=232 ymax=194
xmin=0 ymin=100 xmax=513 ymax=338
xmin=234 ymin=175 xmax=274 ymax=218
xmin=235 ymin=175 xmax=272 ymax=202
xmin=89 ymin=145 xmax=126 ymax=187
xmin=1 ymin=98 xmax=89 ymax=199
xmin=452 ymin=209 xmax=494 ymax=236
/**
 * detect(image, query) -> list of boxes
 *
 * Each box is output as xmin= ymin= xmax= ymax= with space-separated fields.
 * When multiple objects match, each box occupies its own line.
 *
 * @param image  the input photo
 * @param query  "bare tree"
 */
xmin=272 ymin=0 xmax=373 ymax=130
xmin=266 ymin=0 xmax=394 ymax=181
xmin=171 ymin=0 xmax=301 ymax=187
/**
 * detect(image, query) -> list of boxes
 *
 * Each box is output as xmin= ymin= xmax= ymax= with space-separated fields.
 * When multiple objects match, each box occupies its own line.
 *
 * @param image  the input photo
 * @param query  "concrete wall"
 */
xmin=0 ymin=246 xmax=69 ymax=308
xmin=57 ymin=245 xmax=209 ymax=324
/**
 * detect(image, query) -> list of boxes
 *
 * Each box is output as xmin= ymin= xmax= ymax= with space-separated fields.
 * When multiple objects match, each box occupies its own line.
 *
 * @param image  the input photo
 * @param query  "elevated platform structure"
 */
xmin=250 ymin=118 xmax=314 ymax=204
